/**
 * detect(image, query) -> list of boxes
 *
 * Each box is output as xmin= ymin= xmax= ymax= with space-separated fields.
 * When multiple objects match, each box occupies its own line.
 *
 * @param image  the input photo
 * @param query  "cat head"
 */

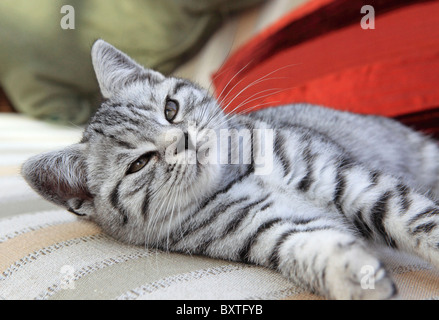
xmin=22 ymin=40 xmax=228 ymax=245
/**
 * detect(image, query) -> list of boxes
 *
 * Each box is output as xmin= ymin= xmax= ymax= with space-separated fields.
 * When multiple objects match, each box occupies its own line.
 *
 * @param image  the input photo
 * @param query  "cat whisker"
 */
xmin=168 ymin=174 xmax=187 ymax=251
xmin=203 ymin=70 xmax=295 ymax=129
xmin=204 ymin=36 xmax=245 ymax=95
xmin=197 ymin=69 xmax=289 ymax=131
xmin=164 ymin=168 xmax=186 ymax=251
xmin=143 ymin=176 xmax=175 ymax=248
xmin=215 ymin=60 xmax=254 ymax=106
xmin=214 ymin=101 xmax=281 ymax=131
xmin=152 ymin=162 xmax=190 ymax=251
xmin=217 ymin=63 xmax=299 ymax=108
xmin=223 ymin=87 xmax=286 ymax=115
xmin=219 ymin=76 xmax=288 ymax=118
xmin=215 ymin=88 xmax=287 ymax=124
xmin=153 ymin=180 xmax=176 ymax=246
xmin=205 ymin=87 xmax=289 ymax=131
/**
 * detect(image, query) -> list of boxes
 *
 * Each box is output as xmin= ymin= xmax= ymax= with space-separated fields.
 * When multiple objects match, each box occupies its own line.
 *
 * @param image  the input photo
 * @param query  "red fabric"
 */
xmin=212 ymin=0 xmax=439 ymax=137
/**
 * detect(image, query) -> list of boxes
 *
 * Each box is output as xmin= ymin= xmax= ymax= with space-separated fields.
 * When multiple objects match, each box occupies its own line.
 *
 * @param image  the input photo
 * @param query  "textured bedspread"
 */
xmin=1 ymin=114 xmax=439 ymax=300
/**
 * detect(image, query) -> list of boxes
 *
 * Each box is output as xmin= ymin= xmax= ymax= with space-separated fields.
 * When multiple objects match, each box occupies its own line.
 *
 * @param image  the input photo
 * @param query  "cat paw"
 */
xmin=325 ymin=246 xmax=398 ymax=300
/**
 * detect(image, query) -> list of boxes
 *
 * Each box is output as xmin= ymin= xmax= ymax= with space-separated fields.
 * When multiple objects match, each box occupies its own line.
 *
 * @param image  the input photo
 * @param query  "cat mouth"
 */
xmin=173 ymin=149 xmax=198 ymax=166
xmin=166 ymin=136 xmax=221 ymax=186
xmin=164 ymin=128 xmax=217 ymax=166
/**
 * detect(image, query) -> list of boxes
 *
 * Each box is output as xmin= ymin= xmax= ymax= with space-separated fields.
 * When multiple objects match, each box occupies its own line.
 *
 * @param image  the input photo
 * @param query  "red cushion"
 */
xmin=212 ymin=0 xmax=439 ymax=138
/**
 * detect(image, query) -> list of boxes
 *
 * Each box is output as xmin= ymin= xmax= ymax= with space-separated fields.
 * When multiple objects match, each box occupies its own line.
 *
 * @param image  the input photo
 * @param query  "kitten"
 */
xmin=22 ymin=40 xmax=439 ymax=299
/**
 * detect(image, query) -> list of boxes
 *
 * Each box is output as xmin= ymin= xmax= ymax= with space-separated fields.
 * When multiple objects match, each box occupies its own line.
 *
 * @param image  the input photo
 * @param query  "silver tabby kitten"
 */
xmin=22 ymin=40 xmax=439 ymax=299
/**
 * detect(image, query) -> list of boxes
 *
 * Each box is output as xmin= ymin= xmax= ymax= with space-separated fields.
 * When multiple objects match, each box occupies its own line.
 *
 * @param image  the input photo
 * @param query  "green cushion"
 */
xmin=0 ymin=0 xmax=263 ymax=124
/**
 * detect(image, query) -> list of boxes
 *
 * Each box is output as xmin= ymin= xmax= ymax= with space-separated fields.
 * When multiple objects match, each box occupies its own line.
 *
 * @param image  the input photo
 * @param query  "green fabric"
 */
xmin=0 ymin=0 xmax=264 ymax=124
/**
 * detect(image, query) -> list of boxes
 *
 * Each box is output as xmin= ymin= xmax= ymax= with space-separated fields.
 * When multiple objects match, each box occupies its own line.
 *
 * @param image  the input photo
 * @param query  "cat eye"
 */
xmin=127 ymin=152 xmax=156 ymax=174
xmin=165 ymin=99 xmax=179 ymax=123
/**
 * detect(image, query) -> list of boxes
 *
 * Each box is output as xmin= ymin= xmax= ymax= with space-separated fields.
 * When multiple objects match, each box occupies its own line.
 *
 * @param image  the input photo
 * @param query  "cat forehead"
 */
xmin=111 ymin=77 xmax=171 ymax=106
xmin=110 ymin=76 xmax=203 ymax=107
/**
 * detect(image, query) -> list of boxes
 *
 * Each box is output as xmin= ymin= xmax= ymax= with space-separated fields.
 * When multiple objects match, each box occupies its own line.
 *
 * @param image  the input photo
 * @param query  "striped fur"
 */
xmin=22 ymin=40 xmax=439 ymax=299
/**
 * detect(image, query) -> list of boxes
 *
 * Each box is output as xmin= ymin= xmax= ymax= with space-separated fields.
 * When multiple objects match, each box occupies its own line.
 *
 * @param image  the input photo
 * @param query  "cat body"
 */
xmin=22 ymin=40 xmax=439 ymax=299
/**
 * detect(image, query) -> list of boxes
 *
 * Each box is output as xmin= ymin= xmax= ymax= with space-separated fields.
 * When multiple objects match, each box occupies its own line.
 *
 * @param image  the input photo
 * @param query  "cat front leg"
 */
xmin=177 ymin=200 xmax=398 ymax=300
xmin=168 ymin=184 xmax=397 ymax=299
xmin=243 ymin=220 xmax=397 ymax=300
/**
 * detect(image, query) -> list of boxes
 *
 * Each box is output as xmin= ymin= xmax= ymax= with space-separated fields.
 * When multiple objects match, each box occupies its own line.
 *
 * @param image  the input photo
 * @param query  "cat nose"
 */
xmin=175 ymin=132 xmax=195 ymax=154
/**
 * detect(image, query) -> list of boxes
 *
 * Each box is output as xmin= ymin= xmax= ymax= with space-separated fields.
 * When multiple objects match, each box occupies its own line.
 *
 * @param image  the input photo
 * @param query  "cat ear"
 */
xmin=21 ymin=144 xmax=93 ymax=217
xmin=91 ymin=39 xmax=164 ymax=98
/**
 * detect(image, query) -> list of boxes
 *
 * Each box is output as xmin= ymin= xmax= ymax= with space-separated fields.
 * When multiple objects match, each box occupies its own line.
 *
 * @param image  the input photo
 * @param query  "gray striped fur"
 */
xmin=22 ymin=40 xmax=439 ymax=299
